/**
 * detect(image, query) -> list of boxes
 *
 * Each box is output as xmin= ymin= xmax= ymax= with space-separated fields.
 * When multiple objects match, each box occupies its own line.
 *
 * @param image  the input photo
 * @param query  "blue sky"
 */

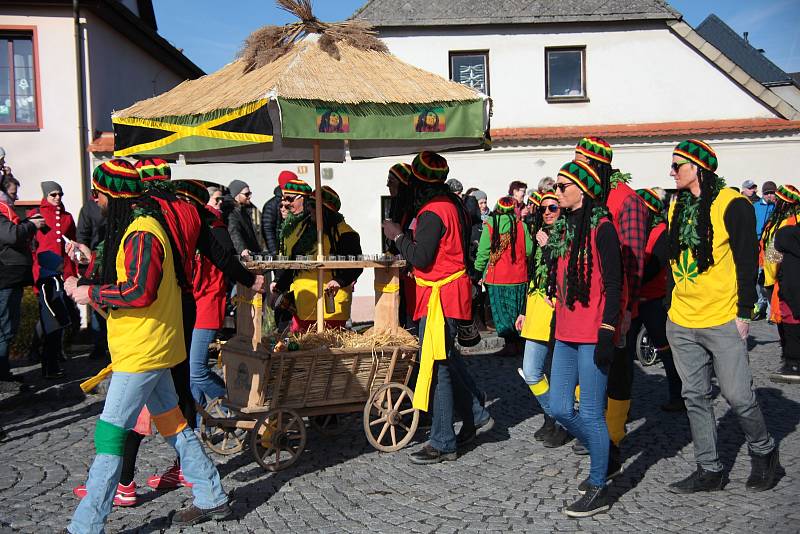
xmin=153 ymin=0 xmax=800 ymax=75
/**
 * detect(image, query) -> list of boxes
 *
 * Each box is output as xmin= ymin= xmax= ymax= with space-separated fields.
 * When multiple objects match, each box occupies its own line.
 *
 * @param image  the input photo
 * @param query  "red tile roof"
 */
xmin=493 ymin=118 xmax=800 ymax=142
xmin=87 ymin=132 xmax=114 ymax=153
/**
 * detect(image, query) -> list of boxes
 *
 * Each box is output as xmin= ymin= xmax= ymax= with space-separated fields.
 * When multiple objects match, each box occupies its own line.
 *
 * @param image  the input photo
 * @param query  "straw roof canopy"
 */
xmin=115 ymin=39 xmax=482 ymax=119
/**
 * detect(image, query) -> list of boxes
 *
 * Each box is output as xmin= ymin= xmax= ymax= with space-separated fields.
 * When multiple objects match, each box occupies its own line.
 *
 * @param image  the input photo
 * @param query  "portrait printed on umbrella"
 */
xmin=414 ymin=107 xmax=446 ymax=133
xmin=317 ymin=108 xmax=350 ymax=133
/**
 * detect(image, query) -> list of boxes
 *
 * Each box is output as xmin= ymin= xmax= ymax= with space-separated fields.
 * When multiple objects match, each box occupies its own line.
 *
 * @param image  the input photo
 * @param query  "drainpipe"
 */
xmin=73 ymin=0 xmax=89 ymax=201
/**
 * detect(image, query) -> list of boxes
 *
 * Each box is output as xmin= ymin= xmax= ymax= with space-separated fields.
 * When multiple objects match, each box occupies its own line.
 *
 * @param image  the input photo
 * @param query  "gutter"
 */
xmin=73 ymin=0 xmax=89 ymax=201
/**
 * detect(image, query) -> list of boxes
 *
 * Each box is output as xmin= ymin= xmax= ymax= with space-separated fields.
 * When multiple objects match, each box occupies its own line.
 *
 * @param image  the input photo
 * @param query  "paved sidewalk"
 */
xmin=0 ymin=322 xmax=797 ymax=533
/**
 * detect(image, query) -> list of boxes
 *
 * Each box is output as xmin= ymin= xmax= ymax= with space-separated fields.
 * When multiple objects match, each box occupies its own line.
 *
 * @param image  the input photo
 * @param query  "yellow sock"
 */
xmin=529 ymin=377 xmax=549 ymax=397
xmin=574 ymin=385 xmax=580 ymax=401
xmin=606 ymin=398 xmax=631 ymax=445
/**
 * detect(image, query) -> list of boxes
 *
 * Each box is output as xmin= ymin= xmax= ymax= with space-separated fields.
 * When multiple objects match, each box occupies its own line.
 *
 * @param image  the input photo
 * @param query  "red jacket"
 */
xmin=152 ymin=195 xmax=201 ymax=292
xmin=27 ymin=199 xmax=77 ymax=284
xmin=193 ymin=206 xmax=227 ymax=329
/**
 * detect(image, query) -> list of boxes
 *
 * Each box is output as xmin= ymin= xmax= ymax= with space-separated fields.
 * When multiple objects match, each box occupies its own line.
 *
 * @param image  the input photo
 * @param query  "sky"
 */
xmin=153 ymin=0 xmax=800 ymax=75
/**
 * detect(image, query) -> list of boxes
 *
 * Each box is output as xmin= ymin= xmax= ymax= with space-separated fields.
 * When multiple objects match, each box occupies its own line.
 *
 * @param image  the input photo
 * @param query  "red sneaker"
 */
xmin=146 ymin=464 xmax=193 ymax=490
xmin=72 ymin=481 xmax=138 ymax=507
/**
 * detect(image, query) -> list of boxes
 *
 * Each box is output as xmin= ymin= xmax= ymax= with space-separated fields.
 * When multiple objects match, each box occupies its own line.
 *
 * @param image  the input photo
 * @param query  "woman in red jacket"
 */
xmin=28 ymin=181 xmax=77 ymax=378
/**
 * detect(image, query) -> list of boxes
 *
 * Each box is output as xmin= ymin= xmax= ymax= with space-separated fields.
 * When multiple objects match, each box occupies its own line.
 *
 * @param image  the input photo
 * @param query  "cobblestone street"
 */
xmin=0 ymin=322 xmax=797 ymax=533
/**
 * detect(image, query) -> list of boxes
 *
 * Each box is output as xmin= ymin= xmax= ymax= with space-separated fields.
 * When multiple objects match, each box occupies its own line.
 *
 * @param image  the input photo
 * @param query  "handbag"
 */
xmin=520 ymin=290 xmax=554 ymax=342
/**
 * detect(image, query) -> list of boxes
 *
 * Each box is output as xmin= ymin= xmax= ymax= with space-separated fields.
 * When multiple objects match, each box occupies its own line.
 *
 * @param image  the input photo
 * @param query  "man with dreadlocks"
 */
xmin=665 ymin=139 xmax=779 ymax=494
xmin=573 ymin=136 xmax=648 ymax=460
xmin=64 ymin=160 xmax=230 ymax=532
xmin=632 ymin=188 xmax=683 ymax=412
xmin=385 ymin=162 xmax=417 ymax=329
xmin=760 ymin=184 xmax=800 ymax=382
xmin=274 ymin=182 xmax=363 ymax=331
xmin=382 ymin=151 xmax=491 ymax=463
xmin=474 ymin=196 xmax=532 ymax=356
xmin=546 ymin=160 xmax=621 ymax=517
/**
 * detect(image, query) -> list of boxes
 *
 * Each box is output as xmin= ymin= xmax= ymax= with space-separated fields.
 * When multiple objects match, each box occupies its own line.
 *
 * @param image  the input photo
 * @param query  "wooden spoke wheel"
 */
xmin=198 ymin=398 xmax=246 ymax=456
xmin=250 ymin=408 xmax=306 ymax=472
xmin=363 ymin=383 xmax=419 ymax=452
xmin=309 ymin=413 xmax=355 ymax=437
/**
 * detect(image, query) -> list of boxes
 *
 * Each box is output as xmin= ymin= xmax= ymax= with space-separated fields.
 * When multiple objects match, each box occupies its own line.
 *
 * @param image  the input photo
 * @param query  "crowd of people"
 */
xmin=0 ymin=134 xmax=795 ymax=528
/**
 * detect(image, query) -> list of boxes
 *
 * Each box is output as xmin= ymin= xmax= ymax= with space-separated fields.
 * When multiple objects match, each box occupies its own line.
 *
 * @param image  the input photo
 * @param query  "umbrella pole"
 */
xmin=314 ymin=140 xmax=324 ymax=333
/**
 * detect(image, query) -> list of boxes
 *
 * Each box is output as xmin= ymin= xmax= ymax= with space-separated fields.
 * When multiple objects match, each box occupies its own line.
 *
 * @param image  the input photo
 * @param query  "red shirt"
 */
xmin=412 ymin=198 xmax=471 ymax=321
xmin=639 ymin=223 xmax=667 ymax=301
xmin=606 ymin=183 xmax=648 ymax=313
xmin=152 ymin=195 xmax=201 ymax=292
xmin=193 ymin=206 xmax=227 ymax=329
xmin=27 ymin=199 xmax=77 ymax=284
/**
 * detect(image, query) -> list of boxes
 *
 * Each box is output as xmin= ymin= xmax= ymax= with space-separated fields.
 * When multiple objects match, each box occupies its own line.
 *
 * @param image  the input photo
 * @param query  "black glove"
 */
xmin=594 ymin=328 xmax=615 ymax=369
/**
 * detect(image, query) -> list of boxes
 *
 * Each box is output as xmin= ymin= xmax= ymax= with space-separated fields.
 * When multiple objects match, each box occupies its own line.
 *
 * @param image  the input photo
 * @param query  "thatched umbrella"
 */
xmin=112 ymin=0 xmax=490 ymax=331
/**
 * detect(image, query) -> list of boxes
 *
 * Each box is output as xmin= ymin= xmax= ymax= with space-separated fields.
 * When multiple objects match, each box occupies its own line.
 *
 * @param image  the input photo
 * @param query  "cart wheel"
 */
xmin=199 ymin=398 xmax=246 ymax=455
xmin=309 ymin=414 xmax=355 ymax=437
xmin=636 ymin=326 xmax=659 ymax=366
xmin=250 ymin=408 xmax=306 ymax=472
xmin=363 ymin=383 xmax=419 ymax=452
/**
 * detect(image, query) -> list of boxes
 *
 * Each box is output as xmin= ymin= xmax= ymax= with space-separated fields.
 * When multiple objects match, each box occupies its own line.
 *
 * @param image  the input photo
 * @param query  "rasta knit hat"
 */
xmin=411 ymin=151 xmax=449 ymax=183
xmin=776 ymin=184 xmax=800 ymax=205
xmin=319 ymin=185 xmax=341 ymax=212
xmin=539 ymin=192 xmax=558 ymax=205
xmin=174 ymin=179 xmax=210 ymax=207
xmin=389 ymin=163 xmax=412 ymax=186
xmin=527 ymin=191 xmax=542 ymax=207
xmin=134 ymin=158 xmax=171 ymax=182
xmin=558 ymin=160 xmax=604 ymax=200
xmin=92 ymin=159 xmax=142 ymax=199
xmin=495 ymin=196 xmax=516 ymax=214
xmin=575 ymin=136 xmax=613 ymax=165
xmin=673 ymin=139 xmax=718 ymax=173
xmin=635 ymin=188 xmax=664 ymax=215
xmin=281 ymin=178 xmax=312 ymax=196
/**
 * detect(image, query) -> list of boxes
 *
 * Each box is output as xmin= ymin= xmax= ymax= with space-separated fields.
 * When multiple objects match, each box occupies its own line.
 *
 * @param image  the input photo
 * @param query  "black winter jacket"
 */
xmin=260 ymin=187 xmax=282 ymax=255
xmin=0 ymin=199 xmax=36 ymax=289
xmin=227 ymin=202 xmax=261 ymax=255
xmin=776 ymin=225 xmax=800 ymax=320
xmin=76 ymin=200 xmax=106 ymax=250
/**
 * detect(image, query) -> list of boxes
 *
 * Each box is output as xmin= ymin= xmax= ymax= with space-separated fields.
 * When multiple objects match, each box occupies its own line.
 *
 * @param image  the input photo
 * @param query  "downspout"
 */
xmin=73 ymin=0 xmax=89 ymax=201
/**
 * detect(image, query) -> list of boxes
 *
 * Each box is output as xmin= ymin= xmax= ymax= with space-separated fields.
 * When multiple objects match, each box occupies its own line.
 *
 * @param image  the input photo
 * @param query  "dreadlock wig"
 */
xmin=388 ymin=163 xmax=414 ymax=224
xmin=761 ymin=184 xmax=800 ymax=246
xmin=636 ymin=188 xmax=666 ymax=229
xmin=489 ymin=197 xmax=519 ymax=265
xmin=546 ymin=161 xmax=609 ymax=309
xmin=526 ymin=192 xmax=558 ymax=292
xmin=667 ymin=140 xmax=724 ymax=275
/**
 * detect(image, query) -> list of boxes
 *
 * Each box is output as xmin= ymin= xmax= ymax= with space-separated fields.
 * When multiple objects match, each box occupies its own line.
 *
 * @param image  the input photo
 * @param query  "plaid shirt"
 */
xmin=612 ymin=191 xmax=649 ymax=309
xmin=90 ymin=231 xmax=165 ymax=309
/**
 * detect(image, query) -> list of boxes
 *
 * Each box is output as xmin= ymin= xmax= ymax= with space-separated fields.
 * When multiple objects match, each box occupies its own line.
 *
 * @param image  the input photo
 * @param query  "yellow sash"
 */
xmin=413 ymin=269 xmax=466 ymax=411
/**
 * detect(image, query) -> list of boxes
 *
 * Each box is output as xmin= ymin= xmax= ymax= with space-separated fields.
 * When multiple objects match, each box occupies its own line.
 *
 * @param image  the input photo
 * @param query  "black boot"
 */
xmin=564 ymin=484 xmax=609 ymax=517
xmin=534 ymin=415 xmax=555 ymax=441
xmin=667 ymin=465 xmax=724 ymax=494
xmin=543 ymin=424 xmax=573 ymax=448
xmin=745 ymin=446 xmax=780 ymax=492
xmin=578 ymin=442 xmax=623 ymax=494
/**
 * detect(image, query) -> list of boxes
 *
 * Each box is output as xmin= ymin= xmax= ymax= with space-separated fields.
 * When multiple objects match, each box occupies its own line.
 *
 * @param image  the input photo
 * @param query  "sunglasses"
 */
xmin=671 ymin=160 xmax=692 ymax=172
xmin=539 ymin=204 xmax=560 ymax=213
xmin=213 ymin=196 xmax=223 ymax=204
xmin=240 ymin=191 xmax=252 ymax=198
xmin=283 ymin=195 xmax=300 ymax=203
xmin=49 ymin=192 xmax=63 ymax=198
xmin=90 ymin=189 xmax=99 ymax=199
xmin=555 ymin=182 xmax=575 ymax=193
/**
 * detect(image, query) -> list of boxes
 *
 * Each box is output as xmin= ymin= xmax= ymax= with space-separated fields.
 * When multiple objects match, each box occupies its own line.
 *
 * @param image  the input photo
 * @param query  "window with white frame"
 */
xmin=449 ymin=51 xmax=489 ymax=95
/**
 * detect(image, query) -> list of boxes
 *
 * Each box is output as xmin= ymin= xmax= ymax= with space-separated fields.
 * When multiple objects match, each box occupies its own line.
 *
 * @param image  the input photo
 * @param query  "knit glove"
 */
xmin=594 ymin=328 xmax=616 ymax=369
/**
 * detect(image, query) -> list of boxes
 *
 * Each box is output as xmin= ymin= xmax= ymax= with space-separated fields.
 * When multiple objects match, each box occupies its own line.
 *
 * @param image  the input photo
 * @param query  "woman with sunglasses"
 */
xmin=515 ymin=191 xmax=572 ymax=447
xmin=474 ymin=196 xmax=532 ymax=356
xmin=546 ymin=161 xmax=621 ymax=517
xmin=27 ymin=181 xmax=78 ymax=378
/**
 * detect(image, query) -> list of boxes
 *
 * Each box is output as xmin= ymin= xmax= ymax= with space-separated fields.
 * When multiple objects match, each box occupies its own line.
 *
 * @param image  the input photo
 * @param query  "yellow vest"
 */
xmin=668 ymin=188 xmax=742 ymax=328
xmin=107 ymin=216 xmax=186 ymax=373
xmin=763 ymin=216 xmax=797 ymax=287
xmin=287 ymin=220 xmax=356 ymax=321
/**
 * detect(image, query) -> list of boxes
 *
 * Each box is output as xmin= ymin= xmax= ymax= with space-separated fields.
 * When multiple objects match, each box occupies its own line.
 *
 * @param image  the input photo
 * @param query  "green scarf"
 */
xmin=547 ymin=206 xmax=609 ymax=258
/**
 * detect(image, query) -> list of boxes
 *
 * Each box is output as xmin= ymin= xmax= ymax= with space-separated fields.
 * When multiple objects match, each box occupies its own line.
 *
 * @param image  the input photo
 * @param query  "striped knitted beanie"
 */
xmin=320 ymin=185 xmax=341 ymax=212
xmin=776 ymin=184 xmax=800 ymax=204
xmin=558 ymin=161 xmax=604 ymax=200
xmin=575 ymin=136 xmax=613 ymax=165
xmin=527 ymin=191 xmax=542 ymax=207
xmin=539 ymin=192 xmax=558 ymax=205
xmin=495 ymin=196 xmax=516 ymax=214
xmin=411 ymin=151 xmax=449 ymax=183
xmin=635 ymin=188 xmax=664 ymax=214
xmin=282 ymin=178 xmax=312 ymax=196
xmin=134 ymin=158 xmax=171 ymax=182
xmin=673 ymin=139 xmax=718 ymax=173
xmin=174 ymin=179 xmax=210 ymax=207
xmin=389 ymin=163 xmax=413 ymax=186
xmin=92 ymin=159 xmax=142 ymax=199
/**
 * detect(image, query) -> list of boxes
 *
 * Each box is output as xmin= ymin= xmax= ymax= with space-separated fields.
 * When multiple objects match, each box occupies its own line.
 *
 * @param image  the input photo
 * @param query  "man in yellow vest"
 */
xmin=63 ymin=160 xmax=229 ymax=532
xmin=665 ymin=140 xmax=779 ymax=494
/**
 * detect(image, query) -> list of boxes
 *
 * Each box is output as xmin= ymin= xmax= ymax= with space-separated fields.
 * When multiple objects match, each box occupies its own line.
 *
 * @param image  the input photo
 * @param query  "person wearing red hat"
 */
xmin=261 ymin=170 xmax=298 ymax=256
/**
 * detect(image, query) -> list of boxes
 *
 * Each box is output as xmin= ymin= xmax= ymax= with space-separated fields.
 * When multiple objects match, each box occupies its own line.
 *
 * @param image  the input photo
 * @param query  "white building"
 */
xmin=0 ymin=0 xmax=202 ymax=211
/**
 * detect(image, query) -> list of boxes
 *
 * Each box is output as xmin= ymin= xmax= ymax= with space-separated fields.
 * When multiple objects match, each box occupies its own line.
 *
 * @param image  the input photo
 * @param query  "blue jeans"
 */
xmin=69 ymin=369 xmax=227 ymax=534
xmin=550 ymin=341 xmax=609 ymax=486
xmin=189 ymin=328 xmax=226 ymax=406
xmin=0 ymin=286 xmax=23 ymax=376
xmin=420 ymin=316 xmax=482 ymax=453
xmin=522 ymin=339 xmax=552 ymax=417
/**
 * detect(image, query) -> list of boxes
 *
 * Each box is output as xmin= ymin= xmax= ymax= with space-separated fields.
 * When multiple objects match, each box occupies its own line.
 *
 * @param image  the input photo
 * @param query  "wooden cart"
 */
xmin=199 ymin=259 xmax=420 ymax=472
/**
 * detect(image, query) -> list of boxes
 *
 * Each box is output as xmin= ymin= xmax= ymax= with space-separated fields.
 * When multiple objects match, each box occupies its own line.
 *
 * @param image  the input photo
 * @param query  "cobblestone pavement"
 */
xmin=1 ymin=322 xmax=797 ymax=533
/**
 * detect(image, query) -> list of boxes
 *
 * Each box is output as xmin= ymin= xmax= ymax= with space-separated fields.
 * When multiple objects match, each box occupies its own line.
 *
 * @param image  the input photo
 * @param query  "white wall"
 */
xmin=772 ymin=85 xmax=800 ymax=114
xmin=0 ymin=7 xmax=83 ymax=207
xmin=378 ymin=23 xmax=776 ymax=128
